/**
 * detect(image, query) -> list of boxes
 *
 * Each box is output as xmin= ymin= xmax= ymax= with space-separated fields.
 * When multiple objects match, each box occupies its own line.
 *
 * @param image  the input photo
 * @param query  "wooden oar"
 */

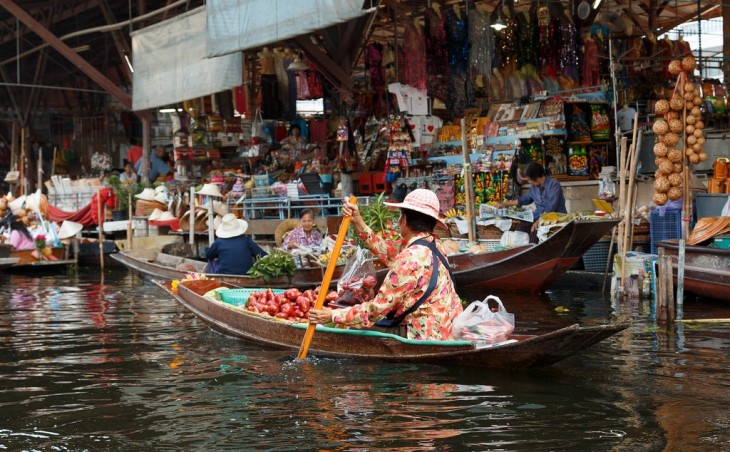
xmin=297 ymin=195 xmax=356 ymax=359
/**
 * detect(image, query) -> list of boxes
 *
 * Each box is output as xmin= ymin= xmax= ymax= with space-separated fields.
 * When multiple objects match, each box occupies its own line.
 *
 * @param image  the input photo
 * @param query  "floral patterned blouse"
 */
xmin=331 ymin=226 xmax=463 ymax=340
xmin=282 ymin=226 xmax=322 ymax=250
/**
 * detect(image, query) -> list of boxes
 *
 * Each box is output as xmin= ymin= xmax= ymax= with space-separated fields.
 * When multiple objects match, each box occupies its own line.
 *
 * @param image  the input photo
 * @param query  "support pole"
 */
xmin=126 ymin=191 xmax=133 ymax=251
xmin=97 ymin=189 xmax=104 ymax=272
xmin=20 ymin=126 xmax=25 ymax=195
xmin=676 ymin=239 xmax=685 ymax=320
xmin=461 ymin=118 xmax=475 ymax=242
xmin=189 ymin=186 xmax=195 ymax=246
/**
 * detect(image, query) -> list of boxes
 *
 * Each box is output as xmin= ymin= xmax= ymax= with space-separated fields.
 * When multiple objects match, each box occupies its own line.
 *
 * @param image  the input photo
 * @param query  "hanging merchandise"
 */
xmin=384 ymin=117 xmax=411 ymax=183
xmin=446 ymin=4 xmax=469 ymax=76
xmin=403 ymin=19 xmax=427 ymax=91
xmin=468 ymin=5 xmax=493 ymax=96
xmin=425 ymin=3 xmax=450 ymax=107
xmin=589 ymin=104 xmax=611 ymax=141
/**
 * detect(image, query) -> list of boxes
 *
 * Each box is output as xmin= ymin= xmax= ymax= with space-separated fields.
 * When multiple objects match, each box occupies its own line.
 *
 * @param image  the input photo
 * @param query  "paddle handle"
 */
xmin=298 ymin=196 xmax=357 ymax=359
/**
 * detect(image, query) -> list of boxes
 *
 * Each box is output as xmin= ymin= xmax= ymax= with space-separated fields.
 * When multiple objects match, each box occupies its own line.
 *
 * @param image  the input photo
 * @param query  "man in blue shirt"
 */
xmin=135 ymin=146 xmax=171 ymax=182
xmin=206 ymin=214 xmax=267 ymax=275
xmin=498 ymin=161 xmax=567 ymax=238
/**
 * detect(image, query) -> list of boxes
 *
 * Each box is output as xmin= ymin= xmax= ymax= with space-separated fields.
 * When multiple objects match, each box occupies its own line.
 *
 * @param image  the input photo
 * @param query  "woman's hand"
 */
xmin=342 ymin=200 xmax=366 ymax=232
xmin=308 ymin=308 xmax=333 ymax=324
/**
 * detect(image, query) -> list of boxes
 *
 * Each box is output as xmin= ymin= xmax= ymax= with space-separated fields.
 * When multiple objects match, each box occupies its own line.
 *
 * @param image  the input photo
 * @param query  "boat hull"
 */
xmin=159 ymin=280 xmax=628 ymax=369
xmin=450 ymin=219 xmax=620 ymax=292
xmin=659 ymin=240 xmax=730 ymax=301
xmin=0 ymin=246 xmax=74 ymax=270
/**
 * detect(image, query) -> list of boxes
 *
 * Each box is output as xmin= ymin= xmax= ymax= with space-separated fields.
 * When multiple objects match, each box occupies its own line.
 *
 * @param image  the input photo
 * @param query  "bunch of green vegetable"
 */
xmin=247 ymin=250 xmax=296 ymax=282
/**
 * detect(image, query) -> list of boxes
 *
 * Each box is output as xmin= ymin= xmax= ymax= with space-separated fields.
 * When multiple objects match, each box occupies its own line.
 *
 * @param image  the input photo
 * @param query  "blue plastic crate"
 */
xmin=582 ymin=240 xmax=614 ymax=272
xmin=650 ymin=209 xmax=681 ymax=254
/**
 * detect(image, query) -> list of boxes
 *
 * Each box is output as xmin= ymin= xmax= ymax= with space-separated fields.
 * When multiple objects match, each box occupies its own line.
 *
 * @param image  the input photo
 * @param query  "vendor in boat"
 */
xmin=205 ymin=214 xmax=267 ymax=275
xmin=6 ymin=215 xmax=36 ymax=251
xmin=282 ymin=209 xmax=322 ymax=250
xmin=308 ymin=189 xmax=463 ymax=340
xmin=496 ymin=161 xmax=566 ymax=241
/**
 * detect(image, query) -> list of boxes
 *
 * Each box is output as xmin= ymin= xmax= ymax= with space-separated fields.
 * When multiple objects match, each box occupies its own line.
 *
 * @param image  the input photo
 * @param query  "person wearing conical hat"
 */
xmin=308 ymin=189 xmax=463 ymax=340
xmin=205 ymin=214 xmax=266 ymax=275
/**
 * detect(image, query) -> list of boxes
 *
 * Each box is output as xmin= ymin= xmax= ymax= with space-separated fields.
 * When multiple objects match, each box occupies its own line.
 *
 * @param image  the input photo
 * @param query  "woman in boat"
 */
xmin=308 ymin=189 xmax=463 ymax=340
xmin=205 ymin=214 xmax=267 ymax=275
xmin=7 ymin=215 xmax=36 ymax=251
xmin=497 ymin=161 xmax=566 ymax=242
xmin=281 ymin=209 xmax=322 ymax=250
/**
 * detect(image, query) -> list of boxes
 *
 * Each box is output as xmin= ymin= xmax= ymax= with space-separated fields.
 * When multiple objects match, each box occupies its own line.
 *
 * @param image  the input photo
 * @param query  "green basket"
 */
xmin=220 ymin=288 xmax=285 ymax=307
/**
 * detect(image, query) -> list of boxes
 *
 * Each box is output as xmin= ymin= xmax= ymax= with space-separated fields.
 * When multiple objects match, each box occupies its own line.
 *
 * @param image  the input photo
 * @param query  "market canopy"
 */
xmin=205 ymin=0 xmax=370 ymax=58
xmin=131 ymin=6 xmax=242 ymax=111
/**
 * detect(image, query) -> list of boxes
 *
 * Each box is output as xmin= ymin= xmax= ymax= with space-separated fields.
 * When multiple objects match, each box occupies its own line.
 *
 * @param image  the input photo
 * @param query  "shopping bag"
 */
xmin=4 ymin=170 xmax=19 ymax=183
xmin=331 ymin=248 xmax=377 ymax=307
xmin=452 ymin=295 xmax=515 ymax=343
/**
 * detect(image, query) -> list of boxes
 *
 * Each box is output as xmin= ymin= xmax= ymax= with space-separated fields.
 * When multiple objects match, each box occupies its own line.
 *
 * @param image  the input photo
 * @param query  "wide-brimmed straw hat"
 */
xmin=8 ymin=195 xmax=26 ymax=212
xmin=215 ymin=213 xmax=248 ymax=238
xmin=203 ymin=200 xmax=228 ymax=217
xmin=57 ymin=220 xmax=83 ymax=240
xmin=687 ymin=216 xmax=730 ymax=245
xmin=148 ymin=208 xmax=164 ymax=221
xmin=135 ymin=188 xmax=156 ymax=201
xmin=158 ymin=211 xmax=176 ymax=221
xmin=384 ymin=188 xmax=446 ymax=229
xmin=153 ymin=192 xmax=169 ymax=204
xmin=196 ymin=183 xmax=223 ymax=197
xmin=154 ymin=185 xmax=168 ymax=194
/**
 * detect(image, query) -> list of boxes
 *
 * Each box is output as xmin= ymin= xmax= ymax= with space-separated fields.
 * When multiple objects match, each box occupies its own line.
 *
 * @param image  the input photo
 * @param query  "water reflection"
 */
xmin=0 ymin=269 xmax=729 ymax=449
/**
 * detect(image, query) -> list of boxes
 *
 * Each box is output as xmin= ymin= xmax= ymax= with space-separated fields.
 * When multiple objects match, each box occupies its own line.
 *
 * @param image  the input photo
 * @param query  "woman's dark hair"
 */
xmin=401 ymin=208 xmax=437 ymax=233
xmin=522 ymin=161 xmax=546 ymax=180
xmin=300 ymin=209 xmax=314 ymax=219
xmin=289 ymin=124 xmax=301 ymax=134
xmin=10 ymin=217 xmax=33 ymax=241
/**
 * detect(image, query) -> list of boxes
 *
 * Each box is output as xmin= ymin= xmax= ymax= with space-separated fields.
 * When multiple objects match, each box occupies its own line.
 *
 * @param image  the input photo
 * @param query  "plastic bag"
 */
xmin=332 ymin=248 xmax=377 ymax=307
xmin=500 ymin=230 xmax=529 ymax=248
xmin=598 ymin=175 xmax=616 ymax=199
xmin=452 ymin=295 xmax=515 ymax=343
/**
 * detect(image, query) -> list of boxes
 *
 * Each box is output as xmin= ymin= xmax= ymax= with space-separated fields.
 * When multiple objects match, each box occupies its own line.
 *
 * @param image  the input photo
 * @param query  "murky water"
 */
xmin=1 ymin=268 xmax=729 ymax=450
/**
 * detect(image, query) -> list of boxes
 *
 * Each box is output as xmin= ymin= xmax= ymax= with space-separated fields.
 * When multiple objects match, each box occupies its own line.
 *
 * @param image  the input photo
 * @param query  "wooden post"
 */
xmin=656 ymin=247 xmax=668 ymax=324
xmin=189 ymin=186 xmax=195 ymax=246
xmin=622 ymin=123 xmax=640 ymax=292
xmin=51 ymin=146 xmax=57 ymax=178
xmin=676 ymin=239 xmax=685 ymax=320
xmin=97 ymin=189 xmax=105 ymax=272
xmin=461 ymin=118 xmax=475 ymax=242
xmin=127 ymin=191 xmax=133 ymax=250
xmin=37 ymin=146 xmax=42 ymax=193
xmin=616 ymin=137 xmax=628 ymax=293
xmin=20 ymin=127 xmax=26 ymax=195
xmin=207 ymin=201 xmax=214 ymax=247
xmin=677 ymin=72 xmax=690 ymax=320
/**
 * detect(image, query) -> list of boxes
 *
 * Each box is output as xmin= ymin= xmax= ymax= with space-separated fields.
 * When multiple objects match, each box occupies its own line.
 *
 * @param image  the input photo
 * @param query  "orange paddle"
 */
xmin=297 ymin=195 xmax=357 ymax=359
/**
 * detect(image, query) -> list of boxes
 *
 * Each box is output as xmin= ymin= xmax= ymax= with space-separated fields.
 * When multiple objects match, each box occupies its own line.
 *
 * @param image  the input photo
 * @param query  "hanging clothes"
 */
xmin=581 ymin=36 xmax=600 ymax=87
xmin=284 ymin=55 xmax=298 ymax=120
xmin=425 ymin=6 xmax=450 ymax=105
xmin=536 ymin=5 xmax=554 ymax=77
xmin=468 ymin=7 xmax=492 ymax=95
xmin=494 ymin=11 xmax=518 ymax=72
xmin=559 ymin=16 xmax=579 ymax=80
xmin=403 ymin=21 xmax=427 ymax=91
xmin=674 ymin=38 xmax=692 ymax=58
xmin=446 ymin=7 xmax=469 ymax=76
xmin=274 ymin=51 xmax=290 ymax=117
xmin=366 ymin=42 xmax=385 ymax=91
xmin=306 ymin=58 xmax=324 ymax=99
xmin=295 ymin=70 xmax=310 ymax=100
xmin=657 ymin=37 xmax=674 ymax=78
xmin=260 ymin=74 xmax=280 ymax=119
xmin=308 ymin=118 xmax=328 ymax=145
xmin=516 ymin=11 xmax=536 ymax=70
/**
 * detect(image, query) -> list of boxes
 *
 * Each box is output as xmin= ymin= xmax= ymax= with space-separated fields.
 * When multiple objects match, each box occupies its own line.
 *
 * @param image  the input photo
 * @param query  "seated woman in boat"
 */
xmin=308 ymin=189 xmax=463 ymax=340
xmin=205 ymin=214 xmax=267 ymax=275
xmin=496 ymin=161 xmax=566 ymax=242
xmin=6 ymin=215 xmax=36 ymax=251
xmin=281 ymin=209 xmax=322 ymax=250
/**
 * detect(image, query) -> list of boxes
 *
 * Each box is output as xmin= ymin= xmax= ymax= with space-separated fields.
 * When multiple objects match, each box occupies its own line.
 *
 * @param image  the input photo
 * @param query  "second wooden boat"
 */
xmin=658 ymin=239 xmax=730 ymax=301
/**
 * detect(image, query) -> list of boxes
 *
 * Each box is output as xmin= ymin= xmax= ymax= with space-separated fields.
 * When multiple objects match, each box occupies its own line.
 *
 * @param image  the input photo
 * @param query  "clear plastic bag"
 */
xmin=452 ymin=295 xmax=515 ymax=343
xmin=598 ymin=175 xmax=616 ymax=199
xmin=333 ymin=248 xmax=377 ymax=306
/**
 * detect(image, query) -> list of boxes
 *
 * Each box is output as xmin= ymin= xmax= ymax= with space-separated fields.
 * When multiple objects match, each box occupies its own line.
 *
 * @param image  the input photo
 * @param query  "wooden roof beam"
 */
xmin=656 ymin=3 xmax=721 ymax=36
xmin=0 ymin=0 xmax=100 ymax=46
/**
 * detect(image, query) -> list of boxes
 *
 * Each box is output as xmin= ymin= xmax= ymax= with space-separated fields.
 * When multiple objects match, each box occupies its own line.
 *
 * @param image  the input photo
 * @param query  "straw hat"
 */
xmin=196 ymin=183 xmax=223 ymax=197
xmin=179 ymin=209 xmax=208 ymax=231
xmin=384 ymin=188 xmax=446 ymax=229
xmin=8 ymin=195 xmax=26 ymax=213
xmin=154 ymin=185 xmax=168 ymax=194
xmin=57 ymin=220 xmax=83 ymax=240
xmin=207 ymin=214 xmax=223 ymax=230
xmin=275 ymin=218 xmax=302 ymax=247
xmin=203 ymin=200 xmax=228 ymax=217
xmin=148 ymin=208 xmax=164 ymax=221
xmin=158 ymin=211 xmax=176 ymax=221
xmin=215 ymin=213 xmax=248 ymax=238
xmin=687 ymin=216 xmax=730 ymax=245
xmin=25 ymin=189 xmax=42 ymax=212
xmin=135 ymin=188 xmax=156 ymax=201
xmin=153 ymin=192 xmax=169 ymax=204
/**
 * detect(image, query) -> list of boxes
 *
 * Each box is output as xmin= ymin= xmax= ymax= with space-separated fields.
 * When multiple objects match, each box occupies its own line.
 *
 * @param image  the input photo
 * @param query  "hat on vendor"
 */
xmin=204 ymin=200 xmax=228 ymax=217
xmin=153 ymin=191 xmax=169 ymax=204
xmin=687 ymin=216 xmax=730 ymax=245
xmin=215 ymin=213 xmax=248 ymax=238
xmin=8 ymin=195 xmax=26 ymax=213
xmin=196 ymin=183 xmax=223 ymax=198
xmin=384 ymin=188 xmax=446 ymax=229
xmin=158 ymin=211 xmax=176 ymax=222
xmin=57 ymin=220 xmax=83 ymax=240
xmin=154 ymin=185 xmax=168 ymax=195
xmin=135 ymin=188 xmax=156 ymax=201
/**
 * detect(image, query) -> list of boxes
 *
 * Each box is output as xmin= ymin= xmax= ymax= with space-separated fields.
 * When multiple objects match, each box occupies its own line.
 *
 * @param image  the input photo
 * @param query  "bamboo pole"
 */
xmin=127 ymin=191 xmax=133 ymax=250
xmin=207 ymin=201 xmax=214 ymax=247
xmin=627 ymin=129 xmax=643 ymax=252
xmin=621 ymin=122 xmax=641 ymax=292
xmin=676 ymin=318 xmax=730 ymax=324
xmin=677 ymin=72 xmax=690 ymax=319
xmin=460 ymin=118 xmax=475 ymax=242
xmin=37 ymin=145 xmax=42 ymax=193
xmin=189 ymin=186 xmax=195 ymax=247
xmin=616 ymin=137 xmax=628 ymax=292
xmin=298 ymin=196 xmax=357 ymax=360
xmin=20 ymin=127 xmax=26 ymax=195
xmin=97 ymin=189 xmax=105 ymax=272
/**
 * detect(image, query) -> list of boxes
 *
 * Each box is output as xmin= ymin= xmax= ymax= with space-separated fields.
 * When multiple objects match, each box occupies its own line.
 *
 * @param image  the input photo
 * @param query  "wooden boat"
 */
xmin=0 ymin=244 xmax=75 ymax=270
xmin=448 ymin=218 xmax=620 ymax=292
xmin=658 ymin=239 xmax=730 ymax=301
xmin=0 ymin=258 xmax=20 ymax=269
xmin=111 ymin=250 xmax=353 ymax=289
xmin=155 ymin=280 xmax=629 ymax=369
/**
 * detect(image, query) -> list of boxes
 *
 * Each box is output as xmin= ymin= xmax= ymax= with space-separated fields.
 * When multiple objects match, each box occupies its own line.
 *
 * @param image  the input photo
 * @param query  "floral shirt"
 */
xmin=282 ymin=226 xmax=322 ymax=250
xmin=331 ymin=227 xmax=463 ymax=340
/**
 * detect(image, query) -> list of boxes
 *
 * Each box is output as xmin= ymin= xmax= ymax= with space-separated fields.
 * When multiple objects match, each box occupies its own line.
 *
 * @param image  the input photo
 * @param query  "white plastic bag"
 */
xmin=722 ymin=197 xmax=730 ymax=216
xmin=452 ymin=295 xmax=515 ymax=343
xmin=500 ymin=230 xmax=530 ymax=248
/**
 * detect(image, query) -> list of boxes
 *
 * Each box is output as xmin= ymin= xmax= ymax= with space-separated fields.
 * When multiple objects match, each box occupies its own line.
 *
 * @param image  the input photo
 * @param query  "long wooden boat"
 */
xmin=0 ymin=244 xmax=75 ymax=271
xmin=449 ymin=218 xmax=620 ymax=292
xmin=0 ymin=258 xmax=20 ymax=269
xmin=156 ymin=280 xmax=629 ymax=369
xmin=111 ymin=250 xmax=351 ymax=289
xmin=658 ymin=239 xmax=730 ymax=301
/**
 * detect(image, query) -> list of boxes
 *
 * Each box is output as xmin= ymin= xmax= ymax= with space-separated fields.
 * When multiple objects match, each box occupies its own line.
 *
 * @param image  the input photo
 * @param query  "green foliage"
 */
xmin=107 ymin=175 xmax=141 ymax=211
xmin=361 ymin=193 xmax=400 ymax=232
xmin=247 ymin=250 xmax=296 ymax=282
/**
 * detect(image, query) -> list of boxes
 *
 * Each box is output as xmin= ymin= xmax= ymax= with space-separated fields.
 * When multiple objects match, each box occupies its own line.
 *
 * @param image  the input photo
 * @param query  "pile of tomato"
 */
xmin=244 ymin=288 xmax=318 ymax=321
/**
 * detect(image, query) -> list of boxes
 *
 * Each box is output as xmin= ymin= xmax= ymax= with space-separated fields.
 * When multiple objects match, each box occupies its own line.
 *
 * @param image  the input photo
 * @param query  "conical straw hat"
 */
xmin=687 ymin=216 xmax=730 ymax=245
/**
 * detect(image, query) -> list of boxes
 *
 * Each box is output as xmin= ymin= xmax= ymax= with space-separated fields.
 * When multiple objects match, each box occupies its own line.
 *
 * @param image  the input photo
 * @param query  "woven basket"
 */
xmin=448 ymin=223 xmax=467 ymax=238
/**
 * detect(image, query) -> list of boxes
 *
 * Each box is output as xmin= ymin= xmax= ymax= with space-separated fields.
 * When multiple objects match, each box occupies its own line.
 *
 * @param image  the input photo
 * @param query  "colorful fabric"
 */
xmin=282 ymin=226 xmax=322 ymax=250
xmin=8 ymin=230 xmax=35 ymax=250
xmin=331 ymin=229 xmax=463 ymax=340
